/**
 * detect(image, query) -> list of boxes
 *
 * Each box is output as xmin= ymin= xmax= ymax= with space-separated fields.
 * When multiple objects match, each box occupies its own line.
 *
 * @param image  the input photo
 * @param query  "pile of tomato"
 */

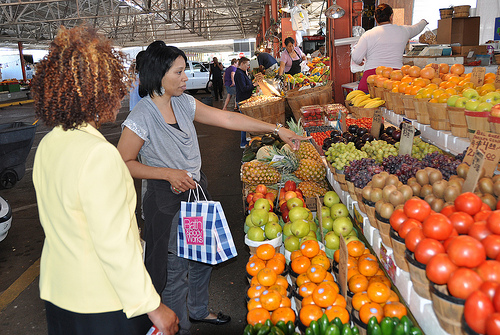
xmin=310 ymin=130 xmax=332 ymax=147
xmin=346 ymin=117 xmax=373 ymax=130
xmin=390 ymin=193 xmax=500 ymax=334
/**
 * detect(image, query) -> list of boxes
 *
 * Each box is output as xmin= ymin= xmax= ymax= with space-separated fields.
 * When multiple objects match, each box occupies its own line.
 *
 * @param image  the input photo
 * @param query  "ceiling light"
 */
xmin=325 ymin=1 xmax=345 ymax=19
xmin=118 ymin=0 xmax=129 ymax=8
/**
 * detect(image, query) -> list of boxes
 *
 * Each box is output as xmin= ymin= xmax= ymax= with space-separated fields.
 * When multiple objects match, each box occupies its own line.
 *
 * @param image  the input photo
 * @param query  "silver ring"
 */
xmin=187 ymin=172 xmax=193 ymax=178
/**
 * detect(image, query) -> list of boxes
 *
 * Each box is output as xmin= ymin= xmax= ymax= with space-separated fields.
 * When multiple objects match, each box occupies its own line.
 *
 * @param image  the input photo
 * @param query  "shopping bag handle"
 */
xmin=187 ymin=183 xmax=208 ymax=202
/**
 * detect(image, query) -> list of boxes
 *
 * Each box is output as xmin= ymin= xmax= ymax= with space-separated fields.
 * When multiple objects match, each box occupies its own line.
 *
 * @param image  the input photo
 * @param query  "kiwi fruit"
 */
xmin=385 ymin=175 xmax=400 ymax=187
xmin=367 ymin=181 xmax=373 ymax=187
xmin=481 ymin=194 xmax=497 ymax=211
xmin=424 ymin=167 xmax=435 ymax=175
xmin=429 ymin=169 xmax=443 ymax=185
xmin=444 ymin=186 xmax=460 ymax=203
xmin=407 ymin=177 xmax=417 ymax=185
xmin=457 ymin=163 xmax=469 ymax=179
xmin=430 ymin=198 xmax=445 ymax=213
xmin=493 ymin=175 xmax=500 ymax=183
xmin=395 ymin=204 xmax=405 ymax=211
xmin=372 ymin=174 xmax=386 ymax=189
xmin=389 ymin=190 xmax=406 ymax=207
xmin=379 ymin=202 xmax=395 ymax=219
xmin=362 ymin=186 xmax=373 ymax=201
xmin=424 ymin=194 xmax=436 ymax=205
xmin=494 ymin=179 xmax=500 ymax=197
xmin=370 ymin=188 xmax=383 ymax=203
xmin=375 ymin=199 xmax=385 ymax=213
xmin=432 ymin=179 xmax=448 ymax=199
xmin=420 ymin=184 xmax=434 ymax=198
xmin=409 ymin=182 xmax=421 ymax=198
xmin=383 ymin=185 xmax=398 ymax=202
xmin=379 ymin=171 xmax=390 ymax=179
xmin=415 ymin=170 xmax=429 ymax=186
xmin=448 ymin=178 xmax=463 ymax=191
xmin=449 ymin=175 xmax=458 ymax=180
xmin=479 ymin=178 xmax=494 ymax=195
xmin=398 ymin=185 xmax=413 ymax=201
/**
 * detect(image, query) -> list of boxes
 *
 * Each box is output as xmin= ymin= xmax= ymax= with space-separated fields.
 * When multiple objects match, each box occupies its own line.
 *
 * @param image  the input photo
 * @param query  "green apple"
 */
xmin=254 ymin=198 xmax=270 ymax=212
xmin=306 ymin=230 xmax=317 ymax=238
xmin=323 ymin=191 xmax=340 ymax=207
xmin=268 ymin=212 xmax=279 ymax=224
xmin=307 ymin=209 xmax=314 ymax=221
xmin=283 ymin=222 xmax=293 ymax=236
xmin=286 ymin=197 xmax=304 ymax=210
xmin=347 ymin=229 xmax=358 ymax=237
xmin=264 ymin=222 xmax=282 ymax=240
xmin=300 ymin=235 xmax=317 ymax=244
xmin=332 ymin=217 xmax=353 ymax=236
xmin=476 ymin=102 xmax=493 ymax=112
xmin=322 ymin=216 xmax=334 ymax=231
xmin=284 ymin=235 xmax=300 ymax=252
xmin=245 ymin=214 xmax=256 ymax=228
xmin=288 ymin=206 xmax=309 ymax=222
xmin=480 ymin=91 xmax=500 ymax=104
xmin=324 ymin=231 xmax=340 ymax=249
xmin=462 ymin=88 xmax=479 ymax=100
xmin=465 ymin=99 xmax=480 ymax=111
xmin=291 ymin=219 xmax=310 ymax=238
xmin=330 ymin=203 xmax=349 ymax=219
xmin=454 ymin=97 xmax=469 ymax=108
xmin=344 ymin=235 xmax=360 ymax=244
xmin=251 ymin=208 xmax=269 ymax=226
xmin=247 ymin=227 xmax=265 ymax=241
xmin=320 ymin=206 xmax=331 ymax=218
xmin=309 ymin=220 xmax=317 ymax=232
xmin=446 ymin=94 xmax=461 ymax=107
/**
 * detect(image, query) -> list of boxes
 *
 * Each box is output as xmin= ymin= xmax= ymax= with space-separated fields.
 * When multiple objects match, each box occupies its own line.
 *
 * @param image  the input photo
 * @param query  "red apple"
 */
xmin=246 ymin=193 xmax=254 ymax=204
xmin=265 ymin=192 xmax=276 ymax=203
xmin=252 ymin=192 xmax=265 ymax=203
xmin=284 ymin=191 xmax=297 ymax=201
xmin=295 ymin=189 xmax=303 ymax=198
xmin=284 ymin=180 xmax=296 ymax=192
xmin=491 ymin=103 xmax=500 ymax=117
xmin=255 ymin=184 xmax=267 ymax=194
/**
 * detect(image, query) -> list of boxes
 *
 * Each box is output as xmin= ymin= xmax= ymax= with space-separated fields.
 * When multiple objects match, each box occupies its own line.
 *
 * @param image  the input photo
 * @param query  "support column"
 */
xmin=18 ymin=42 xmax=26 ymax=82
xmin=271 ymin=0 xmax=279 ymax=58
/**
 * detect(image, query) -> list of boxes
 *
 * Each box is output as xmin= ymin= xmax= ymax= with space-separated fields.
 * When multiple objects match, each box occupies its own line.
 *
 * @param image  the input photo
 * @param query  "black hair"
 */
xmin=138 ymin=41 xmax=187 ymax=98
xmin=238 ymin=57 xmax=250 ymax=65
xmin=375 ymin=4 xmax=393 ymax=24
xmin=135 ymin=50 xmax=145 ymax=74
xmin=284 ymin=37 xmax=295 ymax=47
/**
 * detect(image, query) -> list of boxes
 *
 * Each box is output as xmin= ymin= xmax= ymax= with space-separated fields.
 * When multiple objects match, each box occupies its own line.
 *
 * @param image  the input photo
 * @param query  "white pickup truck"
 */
xmin=185 ymin=60 xmax=211 ymax=94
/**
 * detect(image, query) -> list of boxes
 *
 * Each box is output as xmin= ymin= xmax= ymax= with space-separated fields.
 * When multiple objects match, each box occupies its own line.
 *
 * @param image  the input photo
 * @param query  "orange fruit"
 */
xmin=347 ymin=267 xmax=361 ymax=281
xmin=275 ymin=275 xmax=289 ymax=289
xmin=247 ymin=259 xmax=266 ymax=277
xmin=317 ymin=249 xmax=327 ymax=257
xmin=291 ymin=256 xmax=311 ymax=275
xmin=325 ymin=305 xmax=350 ymax=324
xmin=359 ymin=302 xmax=384 ymax=324
xmin=383 ymin=301 xmax=407 ymax=319
xmin=348 ymin=274 xmax=369 ymax=294
xmin=257 ymin=267 xmax=277 ymax=287
xmin=367 ymin=282 xmax=391 ymax=304
xmin=312 ymin=283 xmax=338 ymax=308
xmin=269 ymin=284 xmax=288 ymax=298
xmin=299 ymin=304 xmax=323 ymax=327
xmin=260 ymin=289 xmax=282 ymax=311
xmin=301 ymin=294 xmax=315 ymax=306
xmin=250 ymin=276 xmax=260 ymax=287
xmin=332 ymin=293 xmax=347 ymax=308
xmin=247 ymin=297 xmax=263 ymax=311
xmin=333 ymin=249 xmax=340 ymax=263
xmin=387 ymin=290 xmax=399 ymax=303
xmin=347 ymin=256 xmax=358 ymax=269
xmin=300 ymin=240 xmax=320 ymax=258
xmin=266 ymin=258 xmax=285 ymax=275
xmin=290 ymin=250 xmax=303 ymax=261
xmin=298 ymin=282 xmax=318 ymax=298
xmin=247 ymin=307 xmax=271 ymax=326
xmin=347 ymin=240 xmax=365 ymax=257
xmin=324 ymin=272 xmax=335 ymax=283
xmin=306 ymin=265 xmax=327 ymax=283
xmin=271 ymin=307 xmax=296 ymax=325
xmin=369 ymin=275 xmax=392 ymax=288
xmin=273 ymin=253 xmax=286 ymax=264
xmin=256 ymin=244 xmax=276 ymax=261
xmin=318 ymin=280 xmax=340 ymax=294
xmin=248 ymin=285 xmax=268 ymax=299
xmin=374 ymin=268 xmax=385 ymax=276
xmin=352 ymin=291 xmax=372 ymax=311
xmin=311 ymin=254 xmax=331 ymax=270
xmin=280 ymin=296 xmax=292 ymax=308
xmin=296 ymin=272 xmax=312 ymax=287
xmin=358 ymin=256 xmax=379 ymax=277
xmin=249 ymin=255 xmax=259 ymax=263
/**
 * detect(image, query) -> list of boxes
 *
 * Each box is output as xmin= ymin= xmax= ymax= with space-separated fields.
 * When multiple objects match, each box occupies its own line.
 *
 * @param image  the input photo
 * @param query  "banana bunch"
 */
xmin=363 ymin=98 xmax=386 ymax=108
xmin=345 ymin=89 xmax=365 ymax=101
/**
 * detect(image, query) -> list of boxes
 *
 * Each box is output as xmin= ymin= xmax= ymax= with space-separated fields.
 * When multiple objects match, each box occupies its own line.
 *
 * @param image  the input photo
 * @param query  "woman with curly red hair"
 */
xmin=31 ymin=26 xmax=179 ymax=335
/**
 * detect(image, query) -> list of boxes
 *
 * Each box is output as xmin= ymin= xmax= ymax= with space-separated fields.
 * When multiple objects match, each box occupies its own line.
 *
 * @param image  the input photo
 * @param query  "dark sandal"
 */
xmin=189 ymin=312 xmax=231 ymax=325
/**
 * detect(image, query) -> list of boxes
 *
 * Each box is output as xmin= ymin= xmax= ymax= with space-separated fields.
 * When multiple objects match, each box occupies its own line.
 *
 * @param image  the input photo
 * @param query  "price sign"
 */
xmin=495 ymin=67 xmax=500 ymax=90
xmin=471 ymin=67 xmax=486 ymax=87
xmin=338 ymin=235 xmax=348 ymax=300
xmin=398 ymin=123 xmax=414 ymax=156
xmin=464 ymin=130 xmax=500 ymax=177
xmin=371 ymin=108 xmax=383 ymax=139
xmin=463 ymin=149 xmax=486 ymax=193
xmin=340 ymin=111 xmax=347 ymax=133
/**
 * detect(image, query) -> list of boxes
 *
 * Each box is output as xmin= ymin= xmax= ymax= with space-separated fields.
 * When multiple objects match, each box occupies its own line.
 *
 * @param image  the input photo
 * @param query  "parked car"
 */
xmin=186 ymin=60 xmax=211 ymax=94
xmin=0 ymin=195 xmax=12 ymax=242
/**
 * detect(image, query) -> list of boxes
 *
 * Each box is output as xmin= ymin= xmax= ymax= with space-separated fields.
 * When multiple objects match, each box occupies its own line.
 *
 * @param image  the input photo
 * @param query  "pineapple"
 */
xmin=267 ymin=146 xmax=326 ymax=183
xmin=240 ymin=160 xmax=281 ymax=184
xmin=298 ymin=181 xmax=329 ymax=198
xmin=286 ymin=118 xmax=322 ymax=162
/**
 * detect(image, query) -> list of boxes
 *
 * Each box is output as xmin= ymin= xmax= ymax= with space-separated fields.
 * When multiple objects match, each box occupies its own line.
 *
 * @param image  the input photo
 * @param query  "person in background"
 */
xmin=310 ymin=45 xmax=326 ymax=58
xmin=277 ymin=37 xmax=307 ymax=76
xmin=254 ymin=50 xmax=278 ymax=76
xmin=31 ymin=26 xmax=178 ymax=335
xmin=222 ymin=58 xmax=238 ymax=111
xmin=129 ymin=51 xmax=145 ymax=111
xmin=234 ymin=56 xmax=257 ymax=148
xmin=116 ymin=42 xmax=307 ymax=335
xmin=351 ymin=3 xmax=427 ymax=93
xmin=209 ymin=57 xmax=223 ymax=101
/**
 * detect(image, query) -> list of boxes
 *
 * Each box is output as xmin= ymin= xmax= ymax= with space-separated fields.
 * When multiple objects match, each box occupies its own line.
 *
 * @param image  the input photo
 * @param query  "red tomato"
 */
xmin=449 ymin=211 xmax=475 ymax=235
xmin=464 ymin=290 xmax=495 ymax=334
xmin=480 ymin=281 xmax=499 ymax=301
xmin=448 ymin=235 xmax=486 ymax=268
xmin=469 ymin=221 xmax=493 ymax=241
xmin=497 ymin=199 xmax=500 ymax=210
xmin=425 ymin=253 xmax=458 ymax=285
xmin=422 ymin=213 xmax=454 ymax=241
xmin=482 ymin=234 xmax=500 ymax=260
xmin=487 ymin=211 xmax=500 ymax=235
xmin=455 ymin=192 xmax=483 ymax=216
xmin=390 ymin=209 xmax=408 ymax=232
xmin=476 ymin=260 xmax=500 ymax=283
xmin=414 ymin=238 xmax=445 ymax=265
xmin=398 ymin=219 xmax=422 ymax=239
xmin=443 ymin=235 xmax=457 ymax=251
xmin=440 ymin=205 xmax=456 ymax=217
xmin=448 ymin=267 xmax=483 ymax=300
xmin=494 ymin=285 xmax=500 ymax=312
xmin=476 ymin=210 xmax=493 ymax=223
xmin=403 ymin=198 xmax=431 ymax=222
xmin=482 ymin=202 xmax=493 ymax=212
xmin=486 ymin=313 xmax=500 ymax=335
xmin=404 ymin=227 xmax=425 ymax=253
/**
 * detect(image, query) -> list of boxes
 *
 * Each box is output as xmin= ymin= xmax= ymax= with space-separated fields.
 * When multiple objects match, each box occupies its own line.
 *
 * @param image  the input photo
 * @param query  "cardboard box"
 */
xmin=451 ymin=45 xmax=488 ymax=56
xmin=437 ymin=17 xmax=480 ymax=45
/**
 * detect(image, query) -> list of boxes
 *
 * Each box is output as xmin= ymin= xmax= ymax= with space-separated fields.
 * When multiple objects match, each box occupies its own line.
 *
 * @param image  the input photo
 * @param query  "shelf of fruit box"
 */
xmin=325 ymin=169 xmax=450 ymax=335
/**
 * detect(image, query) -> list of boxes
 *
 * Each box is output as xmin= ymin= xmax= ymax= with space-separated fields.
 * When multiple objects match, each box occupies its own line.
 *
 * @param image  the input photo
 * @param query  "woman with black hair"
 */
xmin=117 ymin=41 xmax=307 ymax=335
xmin=278 ymin=36 xmax=307 ymax=76
xmin=351 ymin=3 xmax=427 ymax=93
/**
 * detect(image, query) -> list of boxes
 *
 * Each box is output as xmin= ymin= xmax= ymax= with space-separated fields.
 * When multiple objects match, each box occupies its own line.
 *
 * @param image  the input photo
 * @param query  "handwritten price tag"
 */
xmin=371 ymin=109 xmax=383 ymax=139
xmin=464 ymin=130 xmax=500 ymax=178
xmin=398 ymin=123 xmax=414 ymax=156
xmin=463 ymin=150 xmax=485 ymax=193
xmin=471 ymin=67 xmax=486 ymax=87
xmin=340 ymin=111 xmax=347 ymax=133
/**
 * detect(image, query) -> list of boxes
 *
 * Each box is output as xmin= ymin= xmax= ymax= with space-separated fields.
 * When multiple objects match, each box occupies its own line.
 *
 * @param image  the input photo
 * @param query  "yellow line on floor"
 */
xmin=0 ymin=258 xmax=40 ymax=312
xmin=0 ymin=99 xmax=34 ymax=108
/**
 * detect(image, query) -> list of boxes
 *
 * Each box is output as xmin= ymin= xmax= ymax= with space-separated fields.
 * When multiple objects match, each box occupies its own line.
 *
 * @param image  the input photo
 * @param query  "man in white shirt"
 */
xmin=351 ymin=3 xmax=427 ymax=93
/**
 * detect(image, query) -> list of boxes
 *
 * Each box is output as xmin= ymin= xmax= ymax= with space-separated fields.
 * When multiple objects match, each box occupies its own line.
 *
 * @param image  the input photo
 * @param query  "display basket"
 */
xmin=427 ymin=102 xmax=451 ymax=131
xmin=383 ymin=89 xmax=394 ymax=110
xmin=453 ymin=5 xmax=470 ymax=17
xmin=347 ymin=181 xmax=357 ymax=201
xmin=245 ymin=234 xmax=282 ymax=255
xmin=390 ymin=92 xmax=405 ymax=115
xmin=375 ymin=212 xmax=392 ymax=248
xmin=401 ymin=94 xmax=417 ymax=119
xmin=286 ymin=82 xmax=333 ymax=121
xmin=355 ymin=188 xmax=365 ymax=213
xmin=353 ymin=106 xmax=378 ymax=119
xmin=364 ymin=200 xmax=378 ymax=229
xmin=335 ymin=169 xmax=348 ymax=192
xmin=239 ymin=97 xmax=286 ymax=136
xmin=414 ymin=98 xmax=431 ymax=124
xmin=447 ymin=106 xmax=468 ymax=138
xmin=367 ymin=83 xmax=375 ymax=98
xmin=405 ymin=250 xmax=431 ymax=300
xmin=465 ymin=110 xmax=490 ymax=140
xmin=373 ymin=86 xmax=385 ymax=99
xmin=439 ymin=8 xmax=454 ymax=19
xmin=351 ymin=310 xmax=368 ymax=335
xmin=430 ymin=282 xmax=465 ymax=334
xmin=489 ymin=115 xmax=500 ymax=134
xmin=389 ymin=227 xmax=409 ymax=272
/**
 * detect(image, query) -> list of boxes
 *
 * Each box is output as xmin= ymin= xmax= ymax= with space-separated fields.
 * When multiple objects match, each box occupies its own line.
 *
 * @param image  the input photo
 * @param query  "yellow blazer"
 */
xmin=33 ymin=124 xmax=160 ymax=318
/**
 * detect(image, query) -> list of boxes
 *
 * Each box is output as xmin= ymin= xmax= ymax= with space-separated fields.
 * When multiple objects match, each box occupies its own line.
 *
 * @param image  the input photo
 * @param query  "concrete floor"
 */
xmin=0 ymin=90 xmax=250 ymax=334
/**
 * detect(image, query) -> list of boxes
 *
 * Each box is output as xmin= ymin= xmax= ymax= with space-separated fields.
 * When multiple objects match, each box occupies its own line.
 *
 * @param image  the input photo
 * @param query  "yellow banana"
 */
xmin=353 ymin=94 xmax=371 ymax=106
xmin=364 ymin=99 xmax=386 ymax=108
xmin=345 ymin=90 xmax=366 ymax=101
xmin=358 ymin=98 xmax=375 ymax=107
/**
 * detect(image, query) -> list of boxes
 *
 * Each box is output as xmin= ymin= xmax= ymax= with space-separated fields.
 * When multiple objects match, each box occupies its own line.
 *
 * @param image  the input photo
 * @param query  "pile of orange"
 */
xmin=246 ymin=244 xmax=296 ymax=326
xmin=334 ymin=240 xmax=408 ymax=324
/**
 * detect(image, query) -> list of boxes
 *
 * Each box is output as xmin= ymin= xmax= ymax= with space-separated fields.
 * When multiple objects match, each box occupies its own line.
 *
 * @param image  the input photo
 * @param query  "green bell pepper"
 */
xmin=254 ymin=323 xmax=263 ymax=335
xmin=370 ymin=324 xmax=382 ymax=335
xmin=400 ymin=316 xmax=412 ymax=335
xmin=275 ymin=321 xmax=287 ymax=335
xmin=270 ymin=326 xmax=285 ymax=335
xmin=286 ymin=321 xmax=296 ymax=335
xmin=332 ymin=317 xmax=344 ymax=333
xmin=265 ymin=319 xmax=273 ymax=328
xmin=257 ymin=325 xmax=271 ymax=335
xmin=392 ymin=317 xmax=400 ymax=327
xmin=318 ymin=313 xmax=330 ymax=335
xmin=341 ymin=325 xmax=353 ymax=335
xmin=409 ymin=327 xmax=423 ymax=335
xmin=380 ymin=317 xmax=394 ymax=335
xmin=394 ymin=324 xmax=405 ymax=335
xmin=351 ymin=326 xmax=360 ymax=335
xmin=244 ymin=324 xmax=254 ymax=335
xmin=367 ymin=316 xmax=379 ymax=335
xmin=324 ymin=324 xmax=341 ymax=335
xmin=305 ymin=328 xmax=315 ymax=335
xmin=309 ymin=320 xmax=320 ymax=335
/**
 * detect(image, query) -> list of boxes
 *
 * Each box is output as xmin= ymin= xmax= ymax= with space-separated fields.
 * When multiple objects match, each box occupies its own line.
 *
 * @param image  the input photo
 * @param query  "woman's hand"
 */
xmin=167 ymin=169 xmax=197 ymax=192
xmin=277 ymin=127 xmax=311 ymax=151
xmin=148 ymin=303 xmax=179 ymax=335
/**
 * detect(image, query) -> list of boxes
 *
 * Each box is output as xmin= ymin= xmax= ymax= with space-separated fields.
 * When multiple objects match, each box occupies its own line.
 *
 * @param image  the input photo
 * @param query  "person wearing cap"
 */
xmin=255 ymin=50 xmax=279 ymax=76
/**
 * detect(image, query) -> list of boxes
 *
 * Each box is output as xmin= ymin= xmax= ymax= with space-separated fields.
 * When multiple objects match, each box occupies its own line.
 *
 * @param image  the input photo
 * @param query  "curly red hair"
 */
xmin=31 ymin=25 xmax=133 ymax=130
